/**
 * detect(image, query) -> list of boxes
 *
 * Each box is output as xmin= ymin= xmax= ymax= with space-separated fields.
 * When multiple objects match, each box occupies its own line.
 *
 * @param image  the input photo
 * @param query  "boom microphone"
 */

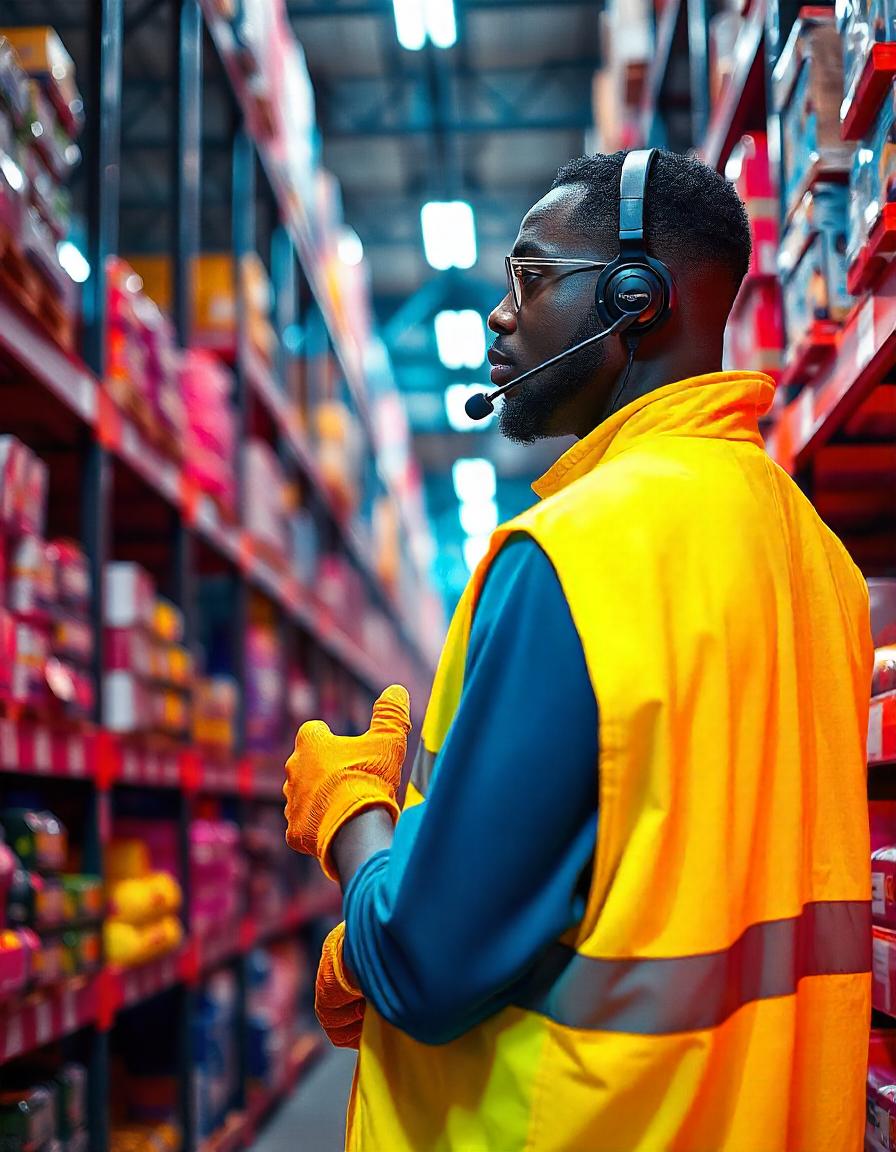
xmin=466 ymin=313 xmax=639 ymax=421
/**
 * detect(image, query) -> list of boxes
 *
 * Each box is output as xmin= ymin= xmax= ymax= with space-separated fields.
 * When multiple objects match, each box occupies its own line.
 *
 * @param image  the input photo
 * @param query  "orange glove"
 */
xmin=283 ymin=684 xmax=412 ymax=880
xmin=315 ymin=921 xmax=365 ymax=1050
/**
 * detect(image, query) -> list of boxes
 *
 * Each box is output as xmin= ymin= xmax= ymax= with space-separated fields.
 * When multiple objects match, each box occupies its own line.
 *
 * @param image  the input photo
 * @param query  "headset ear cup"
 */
xmin=595 ymin=258 xmax=672 ymax=333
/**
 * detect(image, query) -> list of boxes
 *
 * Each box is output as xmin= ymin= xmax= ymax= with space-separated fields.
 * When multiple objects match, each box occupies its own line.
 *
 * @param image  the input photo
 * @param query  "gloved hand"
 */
xmin=283 ymin=684 xmax=412 ymax=880
xmin=316 ymin=921 xmax=365 ymax=1050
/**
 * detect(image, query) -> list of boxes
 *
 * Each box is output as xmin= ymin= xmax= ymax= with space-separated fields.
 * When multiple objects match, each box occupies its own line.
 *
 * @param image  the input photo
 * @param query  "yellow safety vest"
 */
xmin=347 ymin=371 xmax=873 ymax=1152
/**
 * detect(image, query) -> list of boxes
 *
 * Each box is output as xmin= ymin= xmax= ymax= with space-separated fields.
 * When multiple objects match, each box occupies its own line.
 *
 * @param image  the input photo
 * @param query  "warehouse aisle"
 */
xmin=252 ymin=1047 xmax=356 ymax=1152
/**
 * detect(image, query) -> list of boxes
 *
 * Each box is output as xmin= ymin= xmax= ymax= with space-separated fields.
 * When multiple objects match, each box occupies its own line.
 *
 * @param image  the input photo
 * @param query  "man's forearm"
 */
xmin=332 ymin=805 xmax=395 ymax=890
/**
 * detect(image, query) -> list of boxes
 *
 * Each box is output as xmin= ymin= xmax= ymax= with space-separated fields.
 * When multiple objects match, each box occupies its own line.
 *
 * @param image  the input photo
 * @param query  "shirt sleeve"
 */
xmin=342 ymin=533 xmax=599 ymax=1045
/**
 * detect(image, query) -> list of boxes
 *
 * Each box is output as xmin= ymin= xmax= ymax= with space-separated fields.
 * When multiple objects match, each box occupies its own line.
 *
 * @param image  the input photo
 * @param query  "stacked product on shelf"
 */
xmin=843 ymin=63 xmax=895 ymax=271
xmin=773 ymin=10 xmax=855 ymax=218
xmin=104 ymin=835 xmax=182 ymax=970
xmin=245 ymin=600 xmax=285 ymax=758
xmin=0 ymin=807 xmax=102 ymax=990
xmin=315 ymin=399 xmax=363 ymax=520
xmin=105 ymin=257 xmax=186 ymax=461
xmin=189 ymin=817 xmax=244 ymax=937
xmin=129 ymin=251 xmax=278 ymax=371
xmin=179 ymin=349 xmax=238 ymax=525
xmin=0 ymin=436 xmax=94 ymax=718
xmin=772 ymin=10 xmax=855 ymax=368
xmin=0 ymin=26 xmax=82 ymax=349
xmin=192 ymin=674 xmax=239 ymax=759
xmin=777 ymin=183 xmax=852 ymax=362
xmin=286 ymin=486 xmax=320 ymax=591
xmin=244 ymin=440 xmax=290 ymax=565
xmin=0 ymin=1061 xmax=88 ymax=1152
xmin=104 ymin=563 xmax=192 ymax=740
xmin=837 ymin=0 xmax=896 ymax=114
xmin=242 ymin=804 xmax=311 ymax=925
xmin=245 ymin=938 xmax=312 ymax=1097
xmin=193 ymin=970 xmax=240 ymax=1141
xmin=870 ymin=582 xmax=896 ymax=1024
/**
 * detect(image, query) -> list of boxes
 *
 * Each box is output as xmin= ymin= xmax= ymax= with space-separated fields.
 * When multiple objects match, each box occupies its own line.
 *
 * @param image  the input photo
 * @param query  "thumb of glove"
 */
xmin=368 ymin=684 xmax=412 ymax=736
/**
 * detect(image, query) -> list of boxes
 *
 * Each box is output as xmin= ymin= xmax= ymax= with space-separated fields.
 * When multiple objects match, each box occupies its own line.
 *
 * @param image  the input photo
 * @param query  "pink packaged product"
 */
xmin=104 ymin=562 xmax=155 ymax=629
xmin=0 ymin=608 xmax=16 ymax=699
xmin=868 ymin=1031 xmax=896 ymax=1151
xmin=8 ymin=536 xmax=54 ymax=618
xmin=105 ymin=628 xmax=151 ymax=677
xmin=0 ymin=437 xmax=48 ymax=535
xmin=873 ymin=848 xmax=896 ymax=931
xmin=11 ymin=618 xmax=49 ymax=706
xmin=180 ymin=350 xmax=237 ymax=520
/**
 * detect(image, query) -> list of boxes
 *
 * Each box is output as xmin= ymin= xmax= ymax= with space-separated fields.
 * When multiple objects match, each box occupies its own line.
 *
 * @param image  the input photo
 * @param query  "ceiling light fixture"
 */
xmin=459 ymin=497 xmax=498 ymax=537
xmin=392 ymin=0 xmax=426 ymax=50
xmin=435 ymin=310 xmax=486 ymax=371
xmin=424 ymin=0 xmax=457 ymax=48
xmin=452 ymin=458 xmax=496 ymax=503
xmin=463 ymin=534 xmax=491 ymax=573
xmin=421 ymin=200 xmax=476 ymax=270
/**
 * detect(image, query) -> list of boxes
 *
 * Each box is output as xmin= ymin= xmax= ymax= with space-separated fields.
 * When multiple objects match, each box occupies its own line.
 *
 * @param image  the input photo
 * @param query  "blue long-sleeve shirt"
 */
xmin=343 ymin=534 xmax=599 ymax=1045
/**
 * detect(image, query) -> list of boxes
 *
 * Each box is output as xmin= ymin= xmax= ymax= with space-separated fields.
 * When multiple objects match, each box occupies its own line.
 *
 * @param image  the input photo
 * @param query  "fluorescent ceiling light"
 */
xmin=452 ymin=457 xmax=496 ymax=503
xmin=445 ymin=383 xmax=493 ymax=430
xmin=425 ymin=0 xmax=457 ymax=48
xmin=337 ymin=227 xmax=364 ymax=266
xmin=435 ymin=310 xmax=486 ymax=371
xmin=459 ymin=497 xmax=498 ymax=537
xmin=393 ymin=0 xmax=426 ymax=50
xmin=463 ymin=534 xmax=491 ymax=573
xmin=421 ymin=200 xmax=476 ymax=270
xmin=57 ymin=240 xmax=91 ymax=284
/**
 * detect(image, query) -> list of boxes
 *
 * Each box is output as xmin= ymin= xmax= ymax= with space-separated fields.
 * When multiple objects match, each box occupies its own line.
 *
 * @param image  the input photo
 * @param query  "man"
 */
xmin=283 ymin=149 xmax=873 ymax=1151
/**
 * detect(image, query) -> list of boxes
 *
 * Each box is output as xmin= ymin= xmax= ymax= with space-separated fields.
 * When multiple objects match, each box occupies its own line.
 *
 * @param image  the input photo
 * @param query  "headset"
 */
xmin=465 ymin=148 xmax=675 ymax=421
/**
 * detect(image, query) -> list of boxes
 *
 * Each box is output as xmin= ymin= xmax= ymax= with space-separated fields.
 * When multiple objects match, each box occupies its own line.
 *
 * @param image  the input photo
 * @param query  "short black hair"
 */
xmin=551 ymin=149 xmax=752 ymax=297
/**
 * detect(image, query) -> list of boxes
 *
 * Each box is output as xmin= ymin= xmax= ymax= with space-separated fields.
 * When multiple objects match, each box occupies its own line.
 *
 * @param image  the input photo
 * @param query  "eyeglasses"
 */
xmin=504 ymin=255 xmax=609 ymax=313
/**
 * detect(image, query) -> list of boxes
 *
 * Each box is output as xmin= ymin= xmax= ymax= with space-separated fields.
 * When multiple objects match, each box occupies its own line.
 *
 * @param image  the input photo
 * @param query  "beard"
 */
xmin=497 ymin=305 xmax=611 ymax=444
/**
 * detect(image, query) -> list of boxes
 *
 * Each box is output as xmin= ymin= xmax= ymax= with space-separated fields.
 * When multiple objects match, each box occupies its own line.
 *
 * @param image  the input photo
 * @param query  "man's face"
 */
xmin=487 ymin=185 xmax=625 ymax=443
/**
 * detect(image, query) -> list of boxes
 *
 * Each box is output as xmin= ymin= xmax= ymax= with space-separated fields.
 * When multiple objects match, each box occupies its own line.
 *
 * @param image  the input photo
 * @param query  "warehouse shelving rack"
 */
xmin=0 ymin=1 xmax=434 ymax=1149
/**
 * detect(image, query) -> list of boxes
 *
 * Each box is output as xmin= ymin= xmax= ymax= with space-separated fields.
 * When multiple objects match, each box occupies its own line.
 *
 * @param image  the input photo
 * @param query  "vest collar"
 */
xmin=532 ymin=370 xmax=776 ymax=500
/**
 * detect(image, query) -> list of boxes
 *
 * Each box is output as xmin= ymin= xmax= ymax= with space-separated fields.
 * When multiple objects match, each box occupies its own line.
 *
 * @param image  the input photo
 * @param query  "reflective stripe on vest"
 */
xmin=513 ymin=900 xmax=871 ymax=1035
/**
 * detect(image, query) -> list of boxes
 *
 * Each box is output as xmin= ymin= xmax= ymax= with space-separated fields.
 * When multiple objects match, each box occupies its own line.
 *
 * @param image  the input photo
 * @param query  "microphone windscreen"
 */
xmin=464 ymin=392 xmax=495 ymax=421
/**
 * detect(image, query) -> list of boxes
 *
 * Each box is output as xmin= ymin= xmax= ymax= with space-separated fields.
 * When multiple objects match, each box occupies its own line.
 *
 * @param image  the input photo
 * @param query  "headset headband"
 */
xmin=618 ymin=148 xmax=655 ymax=253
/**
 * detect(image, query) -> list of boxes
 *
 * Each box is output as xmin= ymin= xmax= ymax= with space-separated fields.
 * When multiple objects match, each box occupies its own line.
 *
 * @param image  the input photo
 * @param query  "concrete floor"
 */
xmin=250 ymin=1047 xmax=356 ymax=1152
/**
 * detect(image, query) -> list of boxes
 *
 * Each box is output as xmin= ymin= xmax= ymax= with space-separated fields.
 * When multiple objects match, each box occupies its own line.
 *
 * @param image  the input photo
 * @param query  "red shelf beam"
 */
xmin=0 ymin=295 xmax=97 ymax=427
xmin=840 ymin=43 xmax=896 ymax=142
xmin=767 ymin=259 xmax=896 ymax=472
xmin=847 ymin=205 xmax=896 ymax=297
xmin=0 ymin=713 xmax=95 ymax=781
xmin=0 ymin=974 xmax=99 ymax=1062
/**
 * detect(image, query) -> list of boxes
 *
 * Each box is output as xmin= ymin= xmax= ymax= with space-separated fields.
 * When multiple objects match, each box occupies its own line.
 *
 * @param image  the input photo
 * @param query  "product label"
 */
xmin=874 ymin=935 xmax=894 ymax=1013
